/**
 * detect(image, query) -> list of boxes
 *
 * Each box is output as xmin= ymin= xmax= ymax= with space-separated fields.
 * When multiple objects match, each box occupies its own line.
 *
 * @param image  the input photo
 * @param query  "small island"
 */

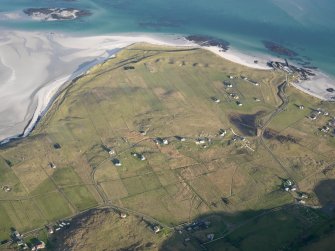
xmin=23 ymin=8 xmax=91 ymax=21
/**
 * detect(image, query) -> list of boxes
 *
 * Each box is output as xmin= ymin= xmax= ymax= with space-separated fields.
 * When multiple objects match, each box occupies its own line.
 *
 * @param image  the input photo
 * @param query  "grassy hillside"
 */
xmin=0 ymin=44 xmax=334 ymax=250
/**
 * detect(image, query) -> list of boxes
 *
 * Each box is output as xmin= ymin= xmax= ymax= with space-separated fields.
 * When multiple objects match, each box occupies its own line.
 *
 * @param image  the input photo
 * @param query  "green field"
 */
xmin=0 ymin=44 xmax=335 ymax=250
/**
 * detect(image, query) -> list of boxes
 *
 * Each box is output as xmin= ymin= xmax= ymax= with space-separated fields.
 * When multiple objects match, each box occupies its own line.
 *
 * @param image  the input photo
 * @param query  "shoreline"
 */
xmin=0 ymin=31 xmax=195 ymax=144
xmin=0 ymin=31 xmax=334 ymax=144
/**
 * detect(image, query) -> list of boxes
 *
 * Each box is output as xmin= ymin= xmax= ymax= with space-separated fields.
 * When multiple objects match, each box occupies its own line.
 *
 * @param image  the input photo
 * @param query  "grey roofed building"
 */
xmin=112 ymin=158 xmax=122 ymax=166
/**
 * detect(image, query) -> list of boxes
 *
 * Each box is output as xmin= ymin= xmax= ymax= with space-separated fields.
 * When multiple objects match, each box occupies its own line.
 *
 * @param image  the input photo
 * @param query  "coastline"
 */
xmin=0 ymin=31 xmax=334 ymax=144
xmin=0 ymin=31 xmax=195 ymax=144
xmin=290 ymin=72 xmax=335 ymax=101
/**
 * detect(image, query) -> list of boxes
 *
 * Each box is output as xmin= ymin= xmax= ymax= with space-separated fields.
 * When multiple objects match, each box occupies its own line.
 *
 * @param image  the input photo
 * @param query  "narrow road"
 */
xmin=258 ymin=78 xmax=294 ymax=181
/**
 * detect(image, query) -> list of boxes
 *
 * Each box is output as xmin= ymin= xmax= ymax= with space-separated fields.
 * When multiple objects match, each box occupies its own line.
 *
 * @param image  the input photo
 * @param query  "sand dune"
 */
xmin=0 ymin=31 xmax=334 ymax=143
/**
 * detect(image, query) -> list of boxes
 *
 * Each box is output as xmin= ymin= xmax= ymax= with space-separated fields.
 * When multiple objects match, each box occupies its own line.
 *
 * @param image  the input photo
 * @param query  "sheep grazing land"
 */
xmin=1 ymin=44 xmax=335 ymax=250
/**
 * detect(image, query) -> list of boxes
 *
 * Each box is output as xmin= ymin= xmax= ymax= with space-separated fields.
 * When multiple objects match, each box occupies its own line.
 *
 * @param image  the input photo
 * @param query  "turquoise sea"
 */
xmin=1 ymin=0 xmax=335 ymax=76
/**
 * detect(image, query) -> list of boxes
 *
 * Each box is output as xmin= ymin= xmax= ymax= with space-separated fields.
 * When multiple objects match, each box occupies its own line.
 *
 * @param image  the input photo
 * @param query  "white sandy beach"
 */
xmin=205 ymin=46 xmax=272 ymax=70
xmin=290 ymin=72 xmax=335 ymax=101
xmin=0 ymin=30 xmax=334 ymax=143
xmin=0 ymin=31 xmax=195 ymax=143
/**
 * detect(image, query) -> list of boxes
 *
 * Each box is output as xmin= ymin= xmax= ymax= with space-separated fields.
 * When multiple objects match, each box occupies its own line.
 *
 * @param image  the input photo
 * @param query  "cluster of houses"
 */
xmin=296 ymin=192 xmax=309 ymax=205
xmin=11 ymin=230 xmax=28 ymax=250
xmin=224 ymin=81 xmax=233 ymax=88
xmin=282 ymin=179 xmax=310 ymax=205
xmin=51 ymin=221 xmax=71 ymax=233
xmin=327 ymin=118 xmax=335 ymax=132
xmin=232 ymin=135 xmax=246 ymax=142
xmin=108 ymin=128 xmax=233 ymax=167
xmin=318 ymin=115 xmax=335 ymax=135
xmin=177 ymin=219 xmax=215 ymax=244
xmin=192 ymin=127 xmax=248 ymax=149
xmin=31 ymin=241 xmax=46 ymax=251
xmin=184 ymin=220 xmax=211 ymax=233
xmin=219 ymin=129 xmax=227 ymax=137
xmin=131 ymin=152 xmax=146 ymax=161
xmin=104 ymin=146 xmax=121 ymax=166
xmin=298 ymin=105 xmax=305 ymax=110
xmin=229 ymin=93 xmax=239 ymax=100
xmin=8 ymin=220 xmax=73 ymax=250
xmin=210 ymin=74 xmax=261 ymax=108
xmin=118 ymin=210 xmax=161 ymax=235
xmin=223 ymin=75 xmax=260 ymax=105
xmin=192 ymin=128 xmax=250 ymax=150
xmin=108 ymin=148 xmax=116 ymax=155
xmin=154 ymin=137 xmax=169 ymax=145
xmin=10 ymin=229 xmax=45 ymax=250
xmin=211 ymin=95 xmax=243 ymax=107
xmin=109 ymin=134 xmax=189 ymax=167
xmin=195 ymin=138 xmax=209 ymax=146
xmin=195 ymin=135 xmax=224 ymax=149
xmin=267 ymin=60 xmax=315 ymax=81
xmin=309 ymin=108 xmax=329 ymax=121
xmin=282 ymin=179 xmax=297 ymax=192
xmin=239 ymin=75 xmax=259 ymax=86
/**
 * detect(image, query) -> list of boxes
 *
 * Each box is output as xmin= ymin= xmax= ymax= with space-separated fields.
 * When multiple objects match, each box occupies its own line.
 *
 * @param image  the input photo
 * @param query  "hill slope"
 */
xmin=1 ymin=44 xmax=335 ymax=250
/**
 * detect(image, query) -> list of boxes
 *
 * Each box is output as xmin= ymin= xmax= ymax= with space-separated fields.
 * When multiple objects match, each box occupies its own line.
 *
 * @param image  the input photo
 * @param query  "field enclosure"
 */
xmin=1 ymin=44 xmax=334 ymax=250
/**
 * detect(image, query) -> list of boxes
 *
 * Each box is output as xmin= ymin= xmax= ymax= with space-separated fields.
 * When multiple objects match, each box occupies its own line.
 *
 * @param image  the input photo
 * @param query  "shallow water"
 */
xmin=0 ymin=0 xmax=335 ymax=76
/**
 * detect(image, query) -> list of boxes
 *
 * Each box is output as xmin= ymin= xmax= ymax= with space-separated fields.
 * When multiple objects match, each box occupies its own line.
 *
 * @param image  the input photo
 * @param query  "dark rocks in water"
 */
xmin=326 ymin=88 xmax=335 ymax=93
xmin=267 ymin=61 xmax=316 ymax=80
xmin=262 ymin=40 xmax=298 ymax=57
xmin=186 ymin=35 xmax=230 ymax=51
xmin=23 ymin=8 xmax=91 ymax=21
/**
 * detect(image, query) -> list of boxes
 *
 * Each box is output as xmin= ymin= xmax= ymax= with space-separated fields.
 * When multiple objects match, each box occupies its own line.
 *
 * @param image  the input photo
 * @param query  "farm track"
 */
xmin=258 ymin=78 xmax=297 ymax=183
